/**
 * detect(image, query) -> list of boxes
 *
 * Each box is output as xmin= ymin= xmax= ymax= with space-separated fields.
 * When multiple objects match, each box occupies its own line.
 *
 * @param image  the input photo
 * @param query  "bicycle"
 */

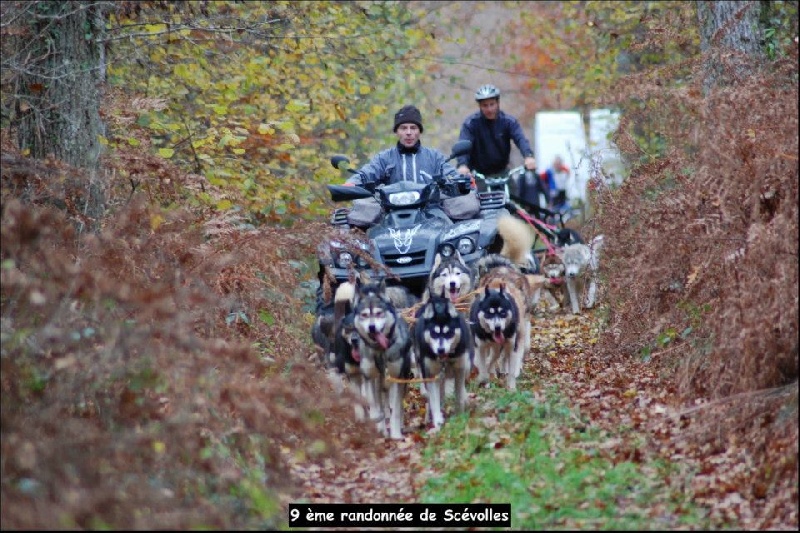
xmin=471 ymin=166 xmax=584 ymax=270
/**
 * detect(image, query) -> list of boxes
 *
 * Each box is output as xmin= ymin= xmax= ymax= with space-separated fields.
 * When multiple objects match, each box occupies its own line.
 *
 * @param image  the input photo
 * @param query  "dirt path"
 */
xmin=285 ymin=311 xmax=623 ymax=504
xmin=286 ymin=306 xmax=796 ymax=529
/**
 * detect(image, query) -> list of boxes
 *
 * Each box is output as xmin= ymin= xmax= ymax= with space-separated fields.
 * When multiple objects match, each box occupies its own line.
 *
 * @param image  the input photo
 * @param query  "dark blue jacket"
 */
xmin=457 ymin=110 xmax=534 ymax=175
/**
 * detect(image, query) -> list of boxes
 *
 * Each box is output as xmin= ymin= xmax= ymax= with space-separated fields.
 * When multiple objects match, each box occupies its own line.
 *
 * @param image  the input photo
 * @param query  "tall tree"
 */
xmin=3 ymin=1 xmax=109 ymax=222
xmin=697 ymin=0 xmax=766 ymax=91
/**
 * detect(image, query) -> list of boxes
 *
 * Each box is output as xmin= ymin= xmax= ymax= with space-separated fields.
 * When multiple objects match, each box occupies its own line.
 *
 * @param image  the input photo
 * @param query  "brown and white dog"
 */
xmin=532 ymin=251 xmax=567 ymax=313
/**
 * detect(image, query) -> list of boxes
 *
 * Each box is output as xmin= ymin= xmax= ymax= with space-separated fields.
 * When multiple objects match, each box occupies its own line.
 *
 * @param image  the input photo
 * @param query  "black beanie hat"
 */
xmin=393 ymin=105 xmax=423 ymax=133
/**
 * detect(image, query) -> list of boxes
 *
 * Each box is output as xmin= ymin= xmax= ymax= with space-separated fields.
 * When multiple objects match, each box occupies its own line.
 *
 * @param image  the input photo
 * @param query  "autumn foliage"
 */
xmin=1 ymin=1 xmax=798 ymax=530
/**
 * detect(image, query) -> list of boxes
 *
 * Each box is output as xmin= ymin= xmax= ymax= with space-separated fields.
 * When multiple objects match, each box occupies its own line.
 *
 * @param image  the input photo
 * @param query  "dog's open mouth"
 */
xmin=493 ymin=330 xmax=505 ymax=344
xmin=351 ymin=346 xmax=361 ymax=362
xmin=370 ymin=331 xmax=389 ymax=349
xmin=448 ymin=287 xmax=460 ymax=302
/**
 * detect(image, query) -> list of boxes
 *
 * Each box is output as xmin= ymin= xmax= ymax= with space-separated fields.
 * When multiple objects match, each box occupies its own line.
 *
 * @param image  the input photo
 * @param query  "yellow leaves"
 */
xmin=334 ymin=104 xmax=346 ymax=121
xmin=150 ymin=213 xmax=165 ymax=231
xmin=144 ymin=23 xmax=167 ymax=35
xmin=686 ymin=269 xmax=698 ymax=287
xmin=285 ymin=100 xmax=310 ymax=113
xmin=173 ymin=63 xmax=191 ymax=80
xmin=192 ymin=138 xmax=209 ymax=150
xmin=107 ymin=0 xmax=430 ymax=219
xmin=149 ymin=45 xmax=166 ymax=63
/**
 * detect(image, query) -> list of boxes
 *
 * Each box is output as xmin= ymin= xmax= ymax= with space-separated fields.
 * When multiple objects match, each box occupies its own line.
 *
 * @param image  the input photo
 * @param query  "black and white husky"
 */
xmin=469 ymin=215 xmax=535 ymax=391
xmin=413 ymin=289 xmax=473 ymax=429
xmin=351 ymin=277 xmax=412 ymax=440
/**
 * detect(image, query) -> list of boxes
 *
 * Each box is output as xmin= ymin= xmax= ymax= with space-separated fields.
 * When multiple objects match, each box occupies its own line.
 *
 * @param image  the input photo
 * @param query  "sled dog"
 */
xmin=413 ymin=288 xmax=473 ymax=429
xmin=312 ymin=278 xmax=358 ymax=367
xmin=351 ymin=277 xmax=413 ymax=439
xmin=469 ymin=215 xmax=535 ymax=391
xmin=561 ymin=234 xmax=604 ymax=314
xmin=531 ymin=251 xmax=567 ymax=313
xmin=422 ymin=250 xmax=476 ymax=305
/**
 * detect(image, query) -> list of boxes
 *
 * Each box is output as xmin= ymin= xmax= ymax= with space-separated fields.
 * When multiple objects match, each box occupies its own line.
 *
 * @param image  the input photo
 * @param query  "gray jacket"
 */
xmin=345 ymin=142 xmax=458 ymax=187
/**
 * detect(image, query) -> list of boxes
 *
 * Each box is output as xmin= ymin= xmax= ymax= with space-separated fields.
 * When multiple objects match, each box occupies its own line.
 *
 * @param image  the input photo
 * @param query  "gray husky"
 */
xmin=352 ymin=277 xmax=413 ymax=440
xmin=413 ymin=288 xmax=473 ymax=429
xmin=422 ymin=250 xmax=476 ymax=305
xmin=560 ymin=235 xmax=604 ymax=314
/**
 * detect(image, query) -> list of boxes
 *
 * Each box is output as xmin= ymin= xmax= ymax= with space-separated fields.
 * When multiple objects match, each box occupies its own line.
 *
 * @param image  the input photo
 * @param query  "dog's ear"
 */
xmin=432 ymin=253 xmax=442 ymax=271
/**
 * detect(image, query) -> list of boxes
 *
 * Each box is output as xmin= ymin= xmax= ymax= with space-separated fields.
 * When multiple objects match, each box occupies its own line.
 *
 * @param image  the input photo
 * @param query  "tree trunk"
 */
xmin=697 ymin=0 xmax=766 ymax=91
xmin=14 ymin=1 xmax=108 ymax=223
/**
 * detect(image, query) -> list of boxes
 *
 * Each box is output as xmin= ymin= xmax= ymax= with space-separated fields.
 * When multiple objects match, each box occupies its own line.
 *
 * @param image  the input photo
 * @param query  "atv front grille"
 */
xmin=330 ymin=208 xmax=350 ymax=226
xmin=478 ymin=191 xmax=506 ymax=210
xmin=382 ymin=249 xmax=427 ymax=269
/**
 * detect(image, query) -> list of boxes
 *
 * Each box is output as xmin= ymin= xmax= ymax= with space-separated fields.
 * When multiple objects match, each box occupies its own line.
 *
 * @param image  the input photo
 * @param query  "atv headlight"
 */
xmin=335 ymin=252 xmax=353 ymax=268
xmin=457 ymin=236 xmax=476 ymax=255
xmin=439 ymin=243 xmax=455 ymax=257
xmin=387 ymin=191 xmax=420 ymax=206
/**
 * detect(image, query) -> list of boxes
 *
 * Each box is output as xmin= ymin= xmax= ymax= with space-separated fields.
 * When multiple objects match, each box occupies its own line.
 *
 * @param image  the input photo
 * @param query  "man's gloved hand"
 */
xmin=524 ymin=156 xmax=536 ymax=171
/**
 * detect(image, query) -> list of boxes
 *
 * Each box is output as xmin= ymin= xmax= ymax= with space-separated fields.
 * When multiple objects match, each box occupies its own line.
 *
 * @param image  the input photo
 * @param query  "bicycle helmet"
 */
xmin=475 ymin=84 xmax=500 ymax=101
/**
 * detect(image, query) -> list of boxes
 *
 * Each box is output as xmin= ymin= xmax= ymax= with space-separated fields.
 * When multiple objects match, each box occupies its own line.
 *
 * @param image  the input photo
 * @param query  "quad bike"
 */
xmin=314 ymin=140 xmax=511 ymax=310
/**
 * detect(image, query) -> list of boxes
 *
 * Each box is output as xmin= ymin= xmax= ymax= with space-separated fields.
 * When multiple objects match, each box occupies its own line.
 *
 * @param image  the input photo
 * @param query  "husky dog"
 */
xmin=561 ymin=234 xmax=604 ymax=314
xmin=497 ymin=214 xmax=537 ymax=272
xmin=352 ymin=277 xmax=413 ymax=440
xmin=349 ymin=270 xmax=419 ymax=311
xmin=331 ymin=310 xmax=368 ymax=415
xmin=312 ymin=278 xmax=357 ymax=367
xmin=469 ymin=214 xmax=535 ymax=391
xmin=311 ymin=312 xmax=335 ymax=366
xmin=469 ymin=280 xmax=529 ymax=391
xmin=422 ymin=250 xmax=476 ymax=305
xmin=531 ymin=251 xmax=567 ymax=313
xmin=553 ymin=227 xmax=584 ymax=247
xmin=413 ymin=289 xmax=473 ymax=429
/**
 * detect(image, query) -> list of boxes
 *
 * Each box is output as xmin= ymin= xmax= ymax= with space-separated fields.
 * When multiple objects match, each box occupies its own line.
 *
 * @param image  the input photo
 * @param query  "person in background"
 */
xmin=538 ymin=155 xmax=571 ymax=211
xmin=456 ymin=84 xmax=536 ymax=180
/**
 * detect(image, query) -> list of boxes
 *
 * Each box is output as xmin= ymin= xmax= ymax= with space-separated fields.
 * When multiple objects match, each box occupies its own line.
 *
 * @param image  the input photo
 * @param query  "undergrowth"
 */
xmin=418 ymin=386 xmax=714 ymax=530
